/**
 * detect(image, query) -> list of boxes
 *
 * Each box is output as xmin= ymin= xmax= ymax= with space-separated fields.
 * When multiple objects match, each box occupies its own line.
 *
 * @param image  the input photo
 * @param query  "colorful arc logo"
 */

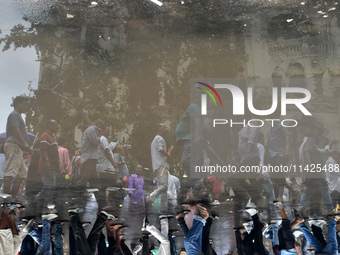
xmin=196 ymin=82 xmax=222 ymax=106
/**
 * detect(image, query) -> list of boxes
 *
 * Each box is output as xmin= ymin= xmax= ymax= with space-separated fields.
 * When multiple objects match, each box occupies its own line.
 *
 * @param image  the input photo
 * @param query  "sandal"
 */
xmin=293 ymin=209 xmax=303 ymax=219
xmin=2 ymin=203 xmax=25 ymax=215
xmin=273 ymin=200 xmax=283 ymax=208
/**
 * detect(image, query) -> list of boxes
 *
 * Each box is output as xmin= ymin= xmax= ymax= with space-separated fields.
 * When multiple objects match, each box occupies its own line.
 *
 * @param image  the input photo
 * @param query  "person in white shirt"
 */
xmin=147 ymin=123 xmax=170 ymax=213
xmin=168 ymin=174 xmax=180 ymax=200
xmin=97 ymin=126 xmax=120 ymax=208
xmin=326 ymin=150 xmax=340 ymax=196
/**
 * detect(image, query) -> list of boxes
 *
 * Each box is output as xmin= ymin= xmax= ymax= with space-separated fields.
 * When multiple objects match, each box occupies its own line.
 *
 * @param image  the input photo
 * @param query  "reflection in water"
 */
xmin=1 ymin=0 xmax=340 ymax=254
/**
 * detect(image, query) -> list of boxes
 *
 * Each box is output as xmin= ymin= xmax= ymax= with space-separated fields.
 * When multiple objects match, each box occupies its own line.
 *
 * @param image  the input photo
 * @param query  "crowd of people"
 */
xmin=0 ymin=95 xmax=339 ymax=255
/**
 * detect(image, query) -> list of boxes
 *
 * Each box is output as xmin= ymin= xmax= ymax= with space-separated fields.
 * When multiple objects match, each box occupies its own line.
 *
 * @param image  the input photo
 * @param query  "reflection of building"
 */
xmin=34 ymin=1 xmax=340 ymax=146
xmin=243 ymin=9 xmax=340 ymax=139
xmin=38 ymin=24 xmax=130 ymax=144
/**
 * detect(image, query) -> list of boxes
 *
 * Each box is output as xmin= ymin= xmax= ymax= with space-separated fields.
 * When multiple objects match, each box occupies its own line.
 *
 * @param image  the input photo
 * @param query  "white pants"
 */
xmin=146 ymin=219 xmax=170 ymax=255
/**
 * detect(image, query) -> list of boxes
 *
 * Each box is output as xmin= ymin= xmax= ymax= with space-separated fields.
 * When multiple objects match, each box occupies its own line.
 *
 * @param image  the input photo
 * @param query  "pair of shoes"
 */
xmin=244 ymin=208 xmax=258 ymax=216
xmin=42 ymin=213 xmax=58 ymax=222
xmin=1 ymin=193 xmax=11 ymax=199
xmin=210 ymin=200 xmax=221 ymax=206
xmin=293 ymin=209 xmax=303 ymax=220
xmin=86 ymin=188 xmax=99 ymax=193
xmin=47 ymin=204 xmax=56 ymax=210
xmin=100 ymin=211 xmax=115 ymax=220
xmin=141 ymin=215 xmax=149 ymax=231
xmin=81 ymin=222 xmax=91 ymax=227
xmin=21 ymin=218 xmax=35 ymax=233
xmin=159 ymin=215 xmax=174 ymax=220
xmin=293 ymin=229 xmax=304 ymax=239
xmin=308 ymin=219 xmax=327 ymax=228
xmin=273 ymin=200 xmax=283 ymax=208
xmin=68 ymin=208 xmax=85 ymax=214
xmin=245 ymin=198 xmax=256 ymax=209
xmin=2 ymin=203 xmax=25 ymax=215
xmin=270 ymin=219 xmax=282 ymax=226
xmin=262 ymin=224 xmax=273 ymax=238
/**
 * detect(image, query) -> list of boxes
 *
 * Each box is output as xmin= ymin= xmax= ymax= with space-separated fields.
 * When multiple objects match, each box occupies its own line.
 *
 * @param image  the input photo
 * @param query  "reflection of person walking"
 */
xmin=36 ymin=120 xmax=59 ymax=210
xmin=76 ymin=119 xmax=105 ymax=209
xmin=3 ymin=96 xmax=32 ymax=199
xmin=146 ymin=123 xmax=170 ymax=213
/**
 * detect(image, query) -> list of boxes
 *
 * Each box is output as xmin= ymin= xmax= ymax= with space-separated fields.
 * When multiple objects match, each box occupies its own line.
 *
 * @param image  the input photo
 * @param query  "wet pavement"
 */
xmin=1 ymin=0 xmax=340 ymax=254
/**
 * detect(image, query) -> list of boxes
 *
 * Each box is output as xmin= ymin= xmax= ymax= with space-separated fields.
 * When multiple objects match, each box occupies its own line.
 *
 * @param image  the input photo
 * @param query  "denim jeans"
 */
xmin=177 ymin=217 xmax=189 ymax=236
xmin=35 ymin=219 xmax=52 ymax=255
xmin=184 ymin=215 xmax=205 ymax=255
xmin=263 ymin=223 xmax=279 ymax=246
xmin=169 ymin=233 xmax=177 ymax=255
xmin=54 ymin=223 xmax=63 ymax=255
xmin=300 ymin=220 xmax=338 ymax=254
xmin=311 ymin=224 xmax=327 ymax=248
xmin=280 ymin=248 xmax=298 ymax=255
xmin=20 ymin=235 xmax=38 ymax=255
xmin=337 ymin=231 xmax=340 ymax=253
xmin=29 ymin=228 xmax=42 ymax=245
xmin=301 ymin=236 xmax=308 ymax=255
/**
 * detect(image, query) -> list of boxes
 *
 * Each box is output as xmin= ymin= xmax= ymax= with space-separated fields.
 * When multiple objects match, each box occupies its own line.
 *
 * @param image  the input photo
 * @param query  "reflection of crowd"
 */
xmin=0 ymin=95 xmax=340 ymax=255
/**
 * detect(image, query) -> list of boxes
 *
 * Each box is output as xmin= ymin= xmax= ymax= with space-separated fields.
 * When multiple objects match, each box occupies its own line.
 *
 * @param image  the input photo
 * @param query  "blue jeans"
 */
xmin=35 ymin=219 xmax=52 ymax=255
xmin=20 ymin=235 xmax=39 ymax=255
xmin=54 ymin=223 xmax=63 ymax=255
xmin=300 ymin=220 xmax=338 ymax=254
xmin=280 ymin=248 xmax=298 ymax=255
xmin=337 ymin=231 xmax=340 ymax=253
xmin=29 ymin=228 xmax=42 ymax=245
xmin=184 ymin=215 xmax=205 ymax=255
xmin=300 ymin=179 xmax=333 ymax=210
xmin=169 ymin=233 xmax=177 ymax=255
xmin=263 ymin=224 xmax=279 ymax=246
xmin=301 ymin=236 xmax=308 ymax=255
xmin=177 ymin=217 xmax=189 ymax=236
